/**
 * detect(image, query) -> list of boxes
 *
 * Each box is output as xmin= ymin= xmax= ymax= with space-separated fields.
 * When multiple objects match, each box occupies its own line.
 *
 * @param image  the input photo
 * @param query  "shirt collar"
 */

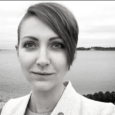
xmin=24 ymin=81 xmax=81 ymax=115
xmin=50 ymin=81 xmax=81 ymax=115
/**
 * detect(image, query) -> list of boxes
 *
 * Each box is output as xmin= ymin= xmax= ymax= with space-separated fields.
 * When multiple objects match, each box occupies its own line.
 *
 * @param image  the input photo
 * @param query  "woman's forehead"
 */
xmin=20 ymin=16 xmax=59 ymax=41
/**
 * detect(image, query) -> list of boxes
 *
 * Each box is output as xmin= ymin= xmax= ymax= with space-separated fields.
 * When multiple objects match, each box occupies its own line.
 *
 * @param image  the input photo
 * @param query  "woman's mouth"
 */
xmin=32 ymin=72 xmax=54 ymax=76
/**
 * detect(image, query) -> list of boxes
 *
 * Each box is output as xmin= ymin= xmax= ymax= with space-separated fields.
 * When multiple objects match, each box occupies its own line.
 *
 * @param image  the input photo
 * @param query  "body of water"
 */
xmin=0 ymin=50 xmax=115 ymax=101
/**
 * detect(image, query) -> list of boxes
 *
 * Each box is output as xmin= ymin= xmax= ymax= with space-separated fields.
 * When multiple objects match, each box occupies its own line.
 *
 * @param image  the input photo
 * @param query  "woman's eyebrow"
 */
xmin=21 ymin=36 xmax=61 ymax=41
xmin=22 ymin=36 xmax=38 ymax=41
xmin=49 ymin=37 xmax=61 ymax=41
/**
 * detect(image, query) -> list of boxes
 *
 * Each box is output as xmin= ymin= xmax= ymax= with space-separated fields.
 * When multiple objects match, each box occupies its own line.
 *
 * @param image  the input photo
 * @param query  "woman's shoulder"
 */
xmin=62 ymin=81 xmax=115 ymax=114
xmin=1 ymin=93 xmax=31 ymax=115
xmin=3 ymin=93 xmax=30 ymax=107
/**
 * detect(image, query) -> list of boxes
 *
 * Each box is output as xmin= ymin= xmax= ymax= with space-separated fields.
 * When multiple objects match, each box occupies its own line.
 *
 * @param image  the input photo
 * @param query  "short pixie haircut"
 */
xmin=17 ymin=2 xmax=79 ymax=68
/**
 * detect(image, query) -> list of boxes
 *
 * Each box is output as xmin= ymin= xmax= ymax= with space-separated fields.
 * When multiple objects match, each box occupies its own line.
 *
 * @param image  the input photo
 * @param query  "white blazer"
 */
xmin=1 ymin=81 xmax=115 ymax=115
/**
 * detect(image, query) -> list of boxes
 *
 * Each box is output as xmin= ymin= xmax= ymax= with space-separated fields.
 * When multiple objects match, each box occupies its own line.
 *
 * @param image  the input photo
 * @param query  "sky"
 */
xmin=0 ymin=1 xmax=115 ymax=49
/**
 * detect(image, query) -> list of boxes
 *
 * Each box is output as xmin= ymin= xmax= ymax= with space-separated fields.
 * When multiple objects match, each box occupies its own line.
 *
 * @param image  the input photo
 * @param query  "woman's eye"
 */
xmin=51 ymin=43 xmax=65 ymax=49
xmin=24 ymin=43 xmax=36 ymax=48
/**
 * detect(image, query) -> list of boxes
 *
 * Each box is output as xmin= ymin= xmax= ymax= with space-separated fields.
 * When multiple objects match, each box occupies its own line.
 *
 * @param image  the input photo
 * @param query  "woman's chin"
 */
xmin=31 ymin=81 xmax=55 ymax=92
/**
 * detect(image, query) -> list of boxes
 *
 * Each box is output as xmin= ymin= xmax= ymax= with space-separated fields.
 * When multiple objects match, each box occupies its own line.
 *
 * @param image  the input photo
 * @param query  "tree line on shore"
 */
xmin=77 ymin=47 xmax=115 ymax=51
xmin=83 ymin=91 xmax=115 ymax=104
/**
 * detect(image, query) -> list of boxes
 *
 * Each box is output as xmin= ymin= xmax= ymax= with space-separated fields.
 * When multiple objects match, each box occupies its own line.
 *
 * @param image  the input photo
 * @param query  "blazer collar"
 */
xmin=14 ymin=81 xmax=81 ymax=115
xmin=51 ymin=81 xmax=81 ymax=115
xmin=13 ymin=91 xmax=32 ymax=115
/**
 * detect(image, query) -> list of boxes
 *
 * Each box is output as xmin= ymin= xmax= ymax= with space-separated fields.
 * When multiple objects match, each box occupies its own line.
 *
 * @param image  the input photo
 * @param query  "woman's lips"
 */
xmin=31 ymin=72 xmax=55 ymax=81
xmin=32 ymin=72 xmax=54 ymax=76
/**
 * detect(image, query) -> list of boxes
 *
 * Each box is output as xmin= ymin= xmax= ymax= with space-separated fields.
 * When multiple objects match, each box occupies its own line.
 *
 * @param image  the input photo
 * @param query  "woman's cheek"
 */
xmin=50 ymin=51 xmax=67 ymax=67
xmin=19 ymin=51 xmax=35 ymax=70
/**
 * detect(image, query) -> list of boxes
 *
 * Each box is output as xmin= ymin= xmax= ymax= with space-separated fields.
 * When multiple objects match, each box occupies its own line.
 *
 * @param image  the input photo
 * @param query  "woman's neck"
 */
xmin=28 ymin=83 xmax=65 ymax=114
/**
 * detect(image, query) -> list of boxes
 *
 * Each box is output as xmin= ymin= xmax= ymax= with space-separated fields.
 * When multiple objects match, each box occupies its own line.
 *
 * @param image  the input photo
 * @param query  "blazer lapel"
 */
xmin=51 ymin=81 xmax=81 ymax=115
xmin=12 ymin=92 xmax=31 ymax=115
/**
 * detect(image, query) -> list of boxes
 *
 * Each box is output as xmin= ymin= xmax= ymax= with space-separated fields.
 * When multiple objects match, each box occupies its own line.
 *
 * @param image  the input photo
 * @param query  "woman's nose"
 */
xmin=36 ymin=47 xmax=50 ymax=67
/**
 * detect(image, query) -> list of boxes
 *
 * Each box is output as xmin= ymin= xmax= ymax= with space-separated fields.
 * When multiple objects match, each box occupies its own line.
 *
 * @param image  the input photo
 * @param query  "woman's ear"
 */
xmin=74 ymin=51 xmax=77 ymax=60
xmin=15 ymin=45 xmax=19 ymax=58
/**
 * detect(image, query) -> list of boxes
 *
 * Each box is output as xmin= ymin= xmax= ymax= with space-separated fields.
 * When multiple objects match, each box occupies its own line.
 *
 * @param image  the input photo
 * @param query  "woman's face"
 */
xmin=17 ymin=16 xmax=68 ymax=91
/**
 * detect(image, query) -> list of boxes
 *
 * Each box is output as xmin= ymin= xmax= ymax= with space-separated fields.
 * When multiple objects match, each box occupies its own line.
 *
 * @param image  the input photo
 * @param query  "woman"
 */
xmin=1 ymin=2 xmax=115 ymax=115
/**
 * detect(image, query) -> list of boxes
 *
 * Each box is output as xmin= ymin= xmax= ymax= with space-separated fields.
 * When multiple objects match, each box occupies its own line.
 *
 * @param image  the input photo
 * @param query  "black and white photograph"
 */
xmin=0 ymin=1 xmax=115 ymax=115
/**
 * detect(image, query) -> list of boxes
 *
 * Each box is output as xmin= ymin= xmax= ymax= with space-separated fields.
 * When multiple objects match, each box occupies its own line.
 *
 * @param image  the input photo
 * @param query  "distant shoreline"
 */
xmin=1 ymin=47 xmax=115 ymax=51
xmin=0 ymin=49 xmax=15 ymax=51
xmin=77 ymin=47 xmax=115 ymax=51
